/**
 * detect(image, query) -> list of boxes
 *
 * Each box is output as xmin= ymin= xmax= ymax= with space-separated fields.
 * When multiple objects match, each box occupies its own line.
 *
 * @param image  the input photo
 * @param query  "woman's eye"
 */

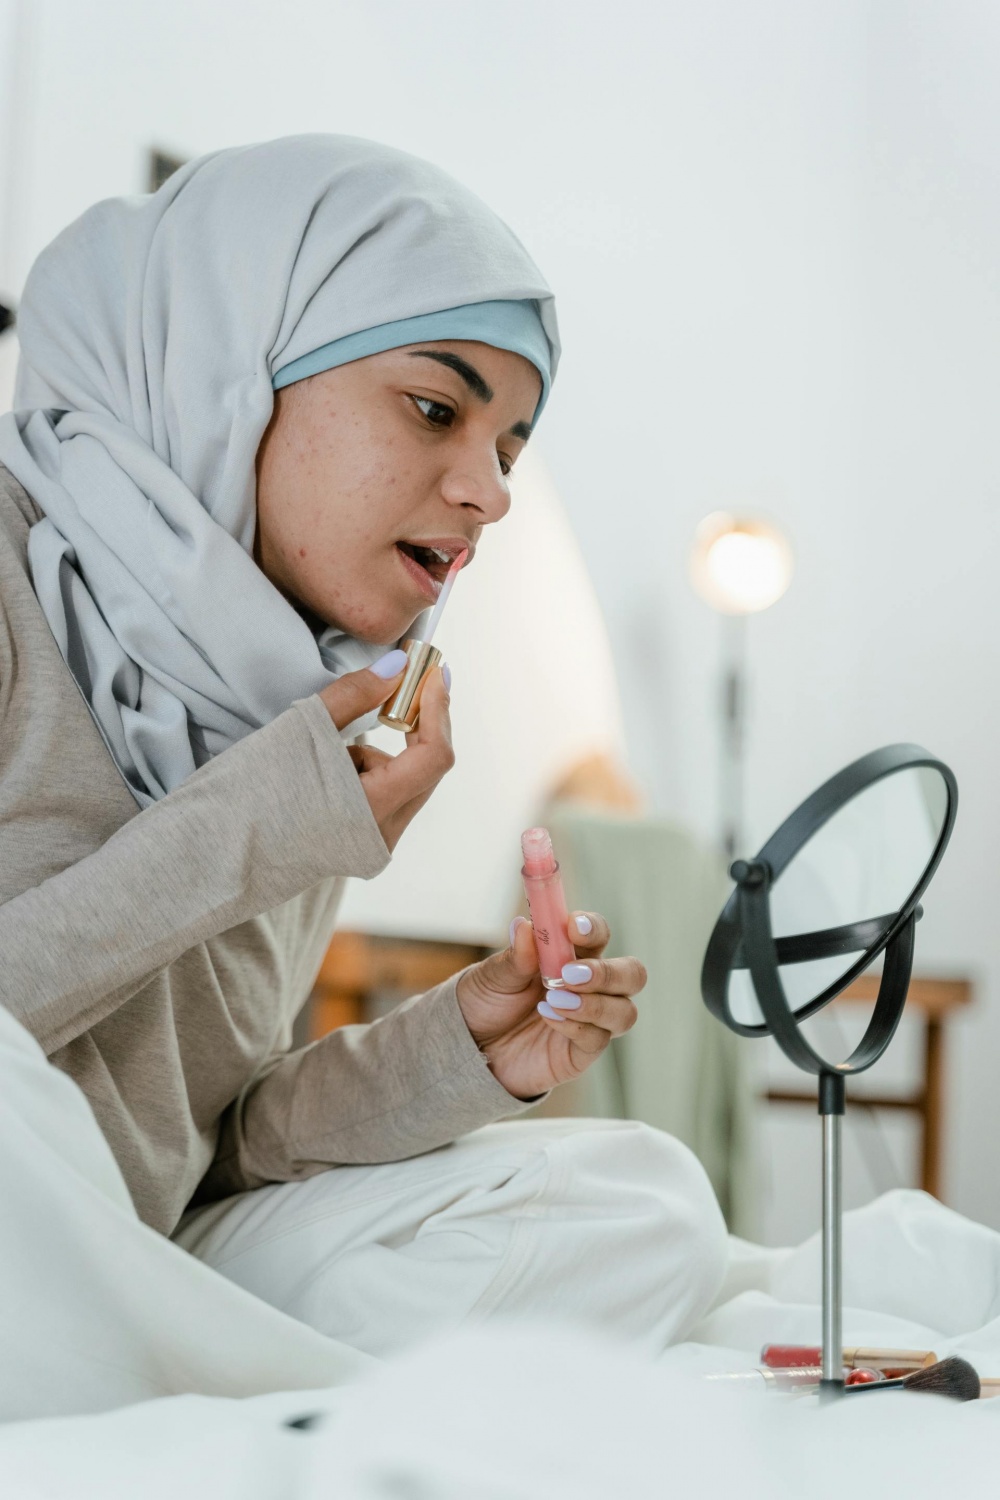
xmin=413 ymin=397 xmax=455 ymax=428
xmin=498 ymin=455 xmax=513 ymax=477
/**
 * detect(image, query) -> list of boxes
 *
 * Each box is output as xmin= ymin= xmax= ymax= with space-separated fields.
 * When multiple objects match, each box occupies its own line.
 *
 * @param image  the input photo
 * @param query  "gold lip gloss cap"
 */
xmin=377 ymin=637 xmax=443 ymax=732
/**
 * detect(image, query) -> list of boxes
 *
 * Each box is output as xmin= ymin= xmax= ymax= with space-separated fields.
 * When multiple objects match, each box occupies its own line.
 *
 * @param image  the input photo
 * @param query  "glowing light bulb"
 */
xmin=689 ymin=512 xmax=794 ymax=615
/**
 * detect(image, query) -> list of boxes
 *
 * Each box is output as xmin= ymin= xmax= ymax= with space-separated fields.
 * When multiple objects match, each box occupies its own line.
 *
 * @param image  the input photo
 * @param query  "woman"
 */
xmin=0 ymin=135 xmax=725 ymax=1359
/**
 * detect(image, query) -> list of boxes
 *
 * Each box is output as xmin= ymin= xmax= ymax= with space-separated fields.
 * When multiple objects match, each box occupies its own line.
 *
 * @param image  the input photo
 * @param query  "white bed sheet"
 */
xmin=4 ymin=1187 xmax=1000 ymax=1499
xmin=5 ymin=991 xmax=1000 ymax=1498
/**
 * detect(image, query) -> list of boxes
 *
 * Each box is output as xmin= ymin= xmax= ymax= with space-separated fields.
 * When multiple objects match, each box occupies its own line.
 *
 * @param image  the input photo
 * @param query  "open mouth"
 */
xmin=395 ymin=541 xmax=461 ymax=590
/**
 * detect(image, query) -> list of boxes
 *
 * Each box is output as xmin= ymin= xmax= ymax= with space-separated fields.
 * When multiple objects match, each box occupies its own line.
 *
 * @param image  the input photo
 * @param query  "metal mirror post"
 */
xmin=701 ymin=745 xmax=958 ymax=1398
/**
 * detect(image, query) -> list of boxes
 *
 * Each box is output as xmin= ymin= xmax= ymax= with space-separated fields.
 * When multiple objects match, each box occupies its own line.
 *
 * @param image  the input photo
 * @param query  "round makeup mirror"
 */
xmin=700 ymin=743 xmax=958 ymax=1394
xmin=701 ymin=744 xmax=956 ymax=1072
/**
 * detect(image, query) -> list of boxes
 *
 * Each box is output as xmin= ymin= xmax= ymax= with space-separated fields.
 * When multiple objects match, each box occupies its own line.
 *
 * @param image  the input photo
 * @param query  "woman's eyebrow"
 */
xmin=407 ymin=350 xmax=493 ymax=402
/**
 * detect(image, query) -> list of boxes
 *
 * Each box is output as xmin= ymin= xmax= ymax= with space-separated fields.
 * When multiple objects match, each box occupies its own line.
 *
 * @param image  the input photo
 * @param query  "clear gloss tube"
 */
xmin=520 ymin=827 xmax=576 ymax=989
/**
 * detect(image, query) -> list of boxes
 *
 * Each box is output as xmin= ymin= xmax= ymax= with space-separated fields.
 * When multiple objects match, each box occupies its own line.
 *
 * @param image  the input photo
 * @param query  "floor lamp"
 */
xmin=689 ymin=513 xmax=794 ymax=859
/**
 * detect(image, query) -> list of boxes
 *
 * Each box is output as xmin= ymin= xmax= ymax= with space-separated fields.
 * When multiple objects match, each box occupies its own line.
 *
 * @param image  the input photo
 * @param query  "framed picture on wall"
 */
xmin=147 ymin=148 xmax=187 ymax=193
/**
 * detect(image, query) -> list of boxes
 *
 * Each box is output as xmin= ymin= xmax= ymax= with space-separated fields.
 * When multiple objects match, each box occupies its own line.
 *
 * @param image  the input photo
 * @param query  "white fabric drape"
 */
xmin=0 ymin=135 xmax=558 ymax=804
xmin=0 ymin=1001 xmax=371 ymax=1422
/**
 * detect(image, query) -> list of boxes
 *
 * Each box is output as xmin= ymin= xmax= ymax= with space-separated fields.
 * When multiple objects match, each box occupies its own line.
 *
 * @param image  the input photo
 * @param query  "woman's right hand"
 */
xmin=319 ymin=656 xmax=455 ymax=853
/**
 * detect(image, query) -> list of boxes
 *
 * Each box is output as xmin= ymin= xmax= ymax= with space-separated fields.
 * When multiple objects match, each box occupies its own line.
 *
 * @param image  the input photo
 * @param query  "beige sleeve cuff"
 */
xmin=287 ymin=694 xmax=390 ymax=882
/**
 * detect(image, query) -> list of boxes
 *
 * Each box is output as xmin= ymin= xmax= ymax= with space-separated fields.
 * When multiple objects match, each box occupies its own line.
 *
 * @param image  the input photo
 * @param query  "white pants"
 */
xmin=174 ymin=1117 xmax=729 ymax=1357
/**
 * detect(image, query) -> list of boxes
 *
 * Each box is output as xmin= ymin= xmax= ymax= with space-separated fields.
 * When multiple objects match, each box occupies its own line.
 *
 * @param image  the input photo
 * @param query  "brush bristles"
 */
xmin=846 ymin=1355 xmax=981 ymax=1401
xmin=904 ymin=1357 xmax=981 ymax=1401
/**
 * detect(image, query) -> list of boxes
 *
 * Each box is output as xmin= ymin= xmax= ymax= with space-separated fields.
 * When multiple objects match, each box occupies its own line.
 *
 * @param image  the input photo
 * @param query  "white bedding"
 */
xmin=5 ymin=1252 xmax=1000 ymax=1500
xmin=4 ymin=995 xmax=1000 ymax=1498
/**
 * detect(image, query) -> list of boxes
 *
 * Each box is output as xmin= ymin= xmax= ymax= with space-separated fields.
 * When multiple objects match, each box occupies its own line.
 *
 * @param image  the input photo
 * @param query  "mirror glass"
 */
xmin=727 ymin=765 xmax=949 ymax=1026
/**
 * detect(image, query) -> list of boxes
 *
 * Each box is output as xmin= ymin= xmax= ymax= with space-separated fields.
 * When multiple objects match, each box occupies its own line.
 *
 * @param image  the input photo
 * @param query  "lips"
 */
xmin=396 ymin=541 xmax=458 ymax=583
xmin=394 ymin=539 xmax=472 ymax=600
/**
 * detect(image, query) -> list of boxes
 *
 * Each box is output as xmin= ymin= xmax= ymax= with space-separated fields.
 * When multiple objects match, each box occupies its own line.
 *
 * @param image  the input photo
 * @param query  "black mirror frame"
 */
xmin=701 ymin=743 xmax=958 ymax=1062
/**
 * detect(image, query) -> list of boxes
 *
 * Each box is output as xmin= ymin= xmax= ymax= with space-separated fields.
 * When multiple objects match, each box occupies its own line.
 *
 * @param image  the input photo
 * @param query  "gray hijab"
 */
xmin=0 ymin=135 xmax=558 ymax=805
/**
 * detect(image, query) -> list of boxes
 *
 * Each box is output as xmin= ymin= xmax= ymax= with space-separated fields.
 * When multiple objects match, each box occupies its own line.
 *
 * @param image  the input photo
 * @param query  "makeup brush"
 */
xmin=843 ymin=1356 xmax=980 ymax=1401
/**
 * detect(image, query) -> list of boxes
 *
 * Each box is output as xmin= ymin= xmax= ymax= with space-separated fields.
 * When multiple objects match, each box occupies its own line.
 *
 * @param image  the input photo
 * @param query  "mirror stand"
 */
xmin=818 ymin=1070 xmax=844 ymax=1395
xmin=731 ymin=855 xmax=919 ymax=1399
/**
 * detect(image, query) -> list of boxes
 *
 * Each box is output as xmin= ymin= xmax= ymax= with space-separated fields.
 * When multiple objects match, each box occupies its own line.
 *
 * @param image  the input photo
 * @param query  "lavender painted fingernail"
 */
xmin=574 ymin=915 xmax=594 ymax=936
xmin=548 ymin=989 xmax=581 ymax=1010
xmin=562 ymin=963 xmax=593 ymax=985
xmin=442 ymin=662 xmax=452 ymax=692
xmin=537 ymin=1000 xmax=563 ymax=1020
xmin=371 ymin=649 xmax=408 ymax=679
xmin=509 ymin=916 xmax=527 ymax=947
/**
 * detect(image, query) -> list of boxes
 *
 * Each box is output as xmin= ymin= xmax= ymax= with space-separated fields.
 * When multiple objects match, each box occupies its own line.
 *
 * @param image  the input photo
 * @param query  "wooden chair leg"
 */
xmin=920 ymin=1017 xmax=945 ymax=1199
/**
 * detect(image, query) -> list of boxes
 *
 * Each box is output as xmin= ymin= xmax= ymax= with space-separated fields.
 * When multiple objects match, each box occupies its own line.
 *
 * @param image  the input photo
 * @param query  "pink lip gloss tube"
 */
xmin=520 ymin=827 xmax=577 ymax=989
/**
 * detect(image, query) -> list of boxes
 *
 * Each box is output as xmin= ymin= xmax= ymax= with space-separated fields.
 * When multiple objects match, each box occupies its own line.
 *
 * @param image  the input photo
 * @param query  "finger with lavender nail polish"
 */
xmin=370 ymin=649 xmax=409 ymax=679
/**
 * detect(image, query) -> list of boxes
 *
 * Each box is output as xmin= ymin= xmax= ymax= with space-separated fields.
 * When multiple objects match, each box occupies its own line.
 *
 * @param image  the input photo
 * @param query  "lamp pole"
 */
xmin=720 ymin=612 xmax=747 ymax=859
xmin=688 ymin=511 xmax=793 ymax=864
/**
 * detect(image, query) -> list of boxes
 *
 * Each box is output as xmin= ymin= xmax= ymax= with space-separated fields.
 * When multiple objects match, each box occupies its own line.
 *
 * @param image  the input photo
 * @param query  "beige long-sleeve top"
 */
xmin=0 ymin=465 xmax=527 ymax=1234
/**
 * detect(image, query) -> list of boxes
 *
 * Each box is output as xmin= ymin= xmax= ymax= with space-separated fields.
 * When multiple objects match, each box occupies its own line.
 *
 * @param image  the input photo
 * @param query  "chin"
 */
xmin=330 ymin=604 xmax=422 ymax=647
xmin=300 ymin=571 xmax=422 ymax=646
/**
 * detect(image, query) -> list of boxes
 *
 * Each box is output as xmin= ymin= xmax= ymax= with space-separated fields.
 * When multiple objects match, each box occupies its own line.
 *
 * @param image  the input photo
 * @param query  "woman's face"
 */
xmin=254 ymin=340 xmax=542 ymax=644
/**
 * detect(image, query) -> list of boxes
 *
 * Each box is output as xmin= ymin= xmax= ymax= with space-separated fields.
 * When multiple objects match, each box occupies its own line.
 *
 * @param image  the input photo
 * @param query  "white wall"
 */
xmin=1 ymin=0 xmax=999 ymax=1240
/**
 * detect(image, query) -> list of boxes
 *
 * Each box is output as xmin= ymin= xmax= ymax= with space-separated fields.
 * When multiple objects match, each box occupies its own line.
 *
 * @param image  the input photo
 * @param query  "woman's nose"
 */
xmin=440 ymin=455 xmax=511 ymax=523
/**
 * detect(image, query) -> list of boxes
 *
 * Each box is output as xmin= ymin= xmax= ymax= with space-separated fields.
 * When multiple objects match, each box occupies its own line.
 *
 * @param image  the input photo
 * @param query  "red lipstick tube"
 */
xmin=520 ymin=827 xmax=577 ymax=989
xmin=760 ymin=1345 xmax=936 ymax=1378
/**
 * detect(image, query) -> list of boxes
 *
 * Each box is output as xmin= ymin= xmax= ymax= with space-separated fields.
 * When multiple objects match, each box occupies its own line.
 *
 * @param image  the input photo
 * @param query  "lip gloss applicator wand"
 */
xmin=379 ymin=547 xmax=467 ymax=732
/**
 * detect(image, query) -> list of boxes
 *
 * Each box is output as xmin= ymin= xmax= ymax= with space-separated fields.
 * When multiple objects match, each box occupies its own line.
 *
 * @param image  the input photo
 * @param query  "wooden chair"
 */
xmin=766 ymin=975 xmax=973 ymax=1199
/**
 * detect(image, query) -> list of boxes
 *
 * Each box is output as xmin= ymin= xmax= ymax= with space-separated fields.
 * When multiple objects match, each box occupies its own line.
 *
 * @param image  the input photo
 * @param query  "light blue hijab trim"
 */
xmin=272 ymin=298 xmax=551 ymax=416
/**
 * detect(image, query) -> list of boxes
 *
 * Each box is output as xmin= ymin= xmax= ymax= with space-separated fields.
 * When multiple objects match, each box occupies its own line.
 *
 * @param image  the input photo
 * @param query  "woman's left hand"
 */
xmin=456 ymin=914 xmax=646 ymax=1100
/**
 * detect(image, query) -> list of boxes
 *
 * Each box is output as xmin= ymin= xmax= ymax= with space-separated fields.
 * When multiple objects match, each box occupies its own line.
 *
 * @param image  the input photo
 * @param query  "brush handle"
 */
xmin=844 ymin=1356 xmax=981 ymax=1400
